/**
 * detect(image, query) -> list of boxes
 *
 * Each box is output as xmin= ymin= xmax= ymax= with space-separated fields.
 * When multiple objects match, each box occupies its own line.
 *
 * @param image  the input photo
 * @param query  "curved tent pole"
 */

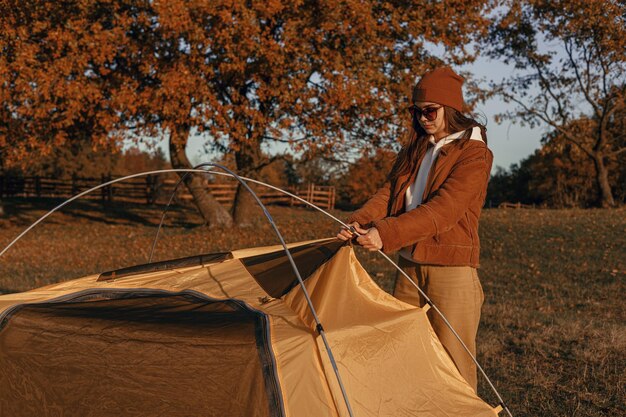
xmin=0 ymin=170 xmax=208 ymax=259
xmin=0 ymin=168 xmax=512 ymax=417
xmin=155 ymin=167 xmax=514 ymax=417
xmin=148 ymin=163 xmax=349 ymax=263
xmin=167 ymin=164 xmax=357 ymax=417
xmin=0 ymin=167 xmax=356 ymax=417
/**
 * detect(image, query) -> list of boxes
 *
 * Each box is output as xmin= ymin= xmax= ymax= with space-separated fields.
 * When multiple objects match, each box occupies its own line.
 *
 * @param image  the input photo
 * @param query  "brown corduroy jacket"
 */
xmin=347 ymin=138 xmax=493 ymax=267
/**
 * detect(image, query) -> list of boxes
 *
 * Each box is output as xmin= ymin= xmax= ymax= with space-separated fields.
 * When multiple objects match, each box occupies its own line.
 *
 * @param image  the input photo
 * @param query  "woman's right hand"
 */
xmin=337 ymin=222 xmax=362 ymax=241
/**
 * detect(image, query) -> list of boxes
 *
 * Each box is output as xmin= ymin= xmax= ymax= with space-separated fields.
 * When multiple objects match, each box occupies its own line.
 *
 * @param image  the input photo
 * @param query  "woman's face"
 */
xmin=414 ymin=101 xmax=448 ymax=139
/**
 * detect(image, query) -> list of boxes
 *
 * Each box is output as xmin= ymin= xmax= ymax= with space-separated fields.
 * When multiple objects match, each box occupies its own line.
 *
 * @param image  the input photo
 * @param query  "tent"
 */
xmin=0 ymin=238 xmax=501 ymax=416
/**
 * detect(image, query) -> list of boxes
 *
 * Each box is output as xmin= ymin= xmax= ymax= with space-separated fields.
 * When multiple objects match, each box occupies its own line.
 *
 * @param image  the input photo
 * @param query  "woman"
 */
xmin=337 ymin=67 xmax=493 ymax=392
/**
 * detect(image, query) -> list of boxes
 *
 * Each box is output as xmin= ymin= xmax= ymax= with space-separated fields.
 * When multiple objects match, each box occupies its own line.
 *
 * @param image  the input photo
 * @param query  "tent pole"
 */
xmin=0 ymin=169 xmax=208 ymax=259
xmin=153 ymin=167 xmax=513 ymax=417
xmin=1 ymin=167 xmax=512 ymax=417
xmin=150 ymin=165 xmax=357 ymax=416
xmin=148 ymin=164 xmax=349 ymax=263
xmin=0 ymin=166 xmax=356 ymax=417
xmin=376 ymin=250 xmax=514 ymax=417
xmin=194 ymin=165 xmax=357 ymax=417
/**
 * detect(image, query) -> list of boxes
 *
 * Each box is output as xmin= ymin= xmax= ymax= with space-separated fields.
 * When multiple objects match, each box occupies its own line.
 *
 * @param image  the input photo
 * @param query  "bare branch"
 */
xmin=498 ymin=87 xmax=594 ymax=159
xmin=591 ymin=36 xmax=611 ymax=99
xmin=564 ymin=39 xmax=601 ymax=118
xmin=530 ymin=59 xmax=568 ymax=123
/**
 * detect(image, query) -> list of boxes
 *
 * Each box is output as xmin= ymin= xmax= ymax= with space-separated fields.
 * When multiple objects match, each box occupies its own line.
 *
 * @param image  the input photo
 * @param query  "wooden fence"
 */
xmin=498 ymin=202 xmax=535 ymax=209
xmin=0 ymin=175 xmax=336 ymax=210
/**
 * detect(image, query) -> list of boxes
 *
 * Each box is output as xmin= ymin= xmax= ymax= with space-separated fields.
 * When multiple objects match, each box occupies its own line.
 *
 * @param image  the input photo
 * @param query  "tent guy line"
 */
xmin=0 ymin=168 xmax=512 ymax=417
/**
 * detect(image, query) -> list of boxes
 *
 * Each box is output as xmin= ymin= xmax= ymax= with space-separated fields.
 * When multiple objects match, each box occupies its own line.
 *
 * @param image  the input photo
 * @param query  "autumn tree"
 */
xmin=0 ymin=0 xmax=234 ymax=225
xmin=1 ymin=0 xmax=493 ymax=223
xmin=486 ymin=0 xmax=626 ymax=207
xmin=488 ymin=110 xmax=626 ymax=208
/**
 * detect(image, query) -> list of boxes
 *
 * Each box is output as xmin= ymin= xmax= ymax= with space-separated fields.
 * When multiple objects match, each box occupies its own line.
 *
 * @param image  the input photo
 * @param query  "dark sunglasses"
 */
xmin=408 ymin=105 xmax=442 ymax=121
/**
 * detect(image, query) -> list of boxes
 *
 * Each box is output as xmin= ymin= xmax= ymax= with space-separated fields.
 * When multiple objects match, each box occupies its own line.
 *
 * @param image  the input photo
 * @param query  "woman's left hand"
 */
xmin=355 ymin=226 xmax=383 ymax=251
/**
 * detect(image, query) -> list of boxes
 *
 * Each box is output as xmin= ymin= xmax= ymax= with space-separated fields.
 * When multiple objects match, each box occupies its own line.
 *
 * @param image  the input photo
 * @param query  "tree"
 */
xmin=486 ymin=0 xmax=626 ymax=207
xmin=0 ymin=0 xmax=233 ymax=225
xmin=487 ymin=114 xmax=626 ymax=208
xmin=486 ymin=165 xmax=533 ymax=207
xmin=1 ymin=0 xmax=492 ymax=223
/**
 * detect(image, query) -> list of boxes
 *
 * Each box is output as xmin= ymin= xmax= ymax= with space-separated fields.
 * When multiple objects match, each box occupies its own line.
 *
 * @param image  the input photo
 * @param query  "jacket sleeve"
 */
xmin=373 ymin=146 xmax=493 ymax=253
xmin=346 ymin=181 xmax=392 ymax=226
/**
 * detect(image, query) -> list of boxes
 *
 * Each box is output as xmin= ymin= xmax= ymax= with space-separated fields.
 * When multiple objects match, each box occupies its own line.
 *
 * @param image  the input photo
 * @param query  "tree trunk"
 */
xmin=592 ymin=152 xmax=615 ymax=208
xmin=0 ymin=159 xmax=4 ymax=217
xmin=169 ymin=126 xmax=233 ymax=228
xmin=232 ymin=140 xmax=263 ymax=228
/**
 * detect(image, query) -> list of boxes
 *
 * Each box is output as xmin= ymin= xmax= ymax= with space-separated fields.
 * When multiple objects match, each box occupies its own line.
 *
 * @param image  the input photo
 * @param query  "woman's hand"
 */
xmin=356 ymin=226 xmax=383 ymax=251
xmin=337 ymin=223 xmax=383 ymax=251
xmin=337 ymin=222 xmax=361 ymax=241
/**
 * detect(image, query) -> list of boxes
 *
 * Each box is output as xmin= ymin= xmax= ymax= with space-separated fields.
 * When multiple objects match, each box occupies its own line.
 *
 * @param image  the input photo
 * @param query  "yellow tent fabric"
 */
xmin=0 ymin=239 xmax=500 ymax=416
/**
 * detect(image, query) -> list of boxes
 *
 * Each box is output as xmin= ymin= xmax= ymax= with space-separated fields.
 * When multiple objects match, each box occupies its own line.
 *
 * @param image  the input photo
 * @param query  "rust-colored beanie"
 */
xmin=412 ymin=67 xmax=465 ymax=112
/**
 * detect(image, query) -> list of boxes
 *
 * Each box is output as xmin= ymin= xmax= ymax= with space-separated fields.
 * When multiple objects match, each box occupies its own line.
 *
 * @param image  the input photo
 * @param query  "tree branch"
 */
xmin=608 ymin=147 xmax=626 ymax=158
xmin=530 ymin=60 xmax=568 ymax=123
xmin=249 ymin=154 xmax=288 ymax=172
xmin=565 ymin=39 xmax=601 ymax=118
xmin=498 ymin=87 xmax=595 ymax=159
xmin=262 ymin=134 xmax=309 ymax=143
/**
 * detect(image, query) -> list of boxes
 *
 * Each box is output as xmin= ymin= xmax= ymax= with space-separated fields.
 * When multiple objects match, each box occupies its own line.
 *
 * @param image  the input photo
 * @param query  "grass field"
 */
xmin=0 ymin=198 xmax=624 ymax=417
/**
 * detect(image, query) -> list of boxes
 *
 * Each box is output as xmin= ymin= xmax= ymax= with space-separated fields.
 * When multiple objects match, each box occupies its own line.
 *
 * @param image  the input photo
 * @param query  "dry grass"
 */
xmin=477 ymin=208 xmax=625 ymax=416
xmin=0 ymin=198 xmax=624 ymax=416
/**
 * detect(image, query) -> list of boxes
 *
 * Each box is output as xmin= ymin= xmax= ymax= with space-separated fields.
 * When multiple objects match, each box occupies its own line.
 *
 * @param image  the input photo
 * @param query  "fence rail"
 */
xmin=0 ymin=175 xmax=336 ymax=210
xmin=498 ymin=201 xmax=535 ymax=209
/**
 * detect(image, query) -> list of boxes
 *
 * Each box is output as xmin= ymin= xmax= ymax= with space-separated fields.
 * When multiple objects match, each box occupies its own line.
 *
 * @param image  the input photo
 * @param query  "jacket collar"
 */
xmin=429 ymin=126 xmax=483 ymax=156
xmin=390 ymin=127 xmax=484 ymax=213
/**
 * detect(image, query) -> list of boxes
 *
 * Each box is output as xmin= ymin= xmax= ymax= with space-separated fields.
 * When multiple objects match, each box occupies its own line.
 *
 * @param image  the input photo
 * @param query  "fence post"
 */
xmin=328 ymin=186 xmax=332 ymax=210
xmin=146 ymin=175 xmax=153 ymax=204
xmin=107 ymin=174 xmax=113 ymax=202
xmin=101 ymin=174 xmax=107 ymax=203
xmin=34 ymin=176 xmax=41 ymax=198
xmin=71 ymin=174 xmax=78 ymax=196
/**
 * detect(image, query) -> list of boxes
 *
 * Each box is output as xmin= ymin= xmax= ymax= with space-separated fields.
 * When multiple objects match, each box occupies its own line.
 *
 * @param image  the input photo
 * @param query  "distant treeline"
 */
xmin=487 ymin=136 xmax=626 ymax=209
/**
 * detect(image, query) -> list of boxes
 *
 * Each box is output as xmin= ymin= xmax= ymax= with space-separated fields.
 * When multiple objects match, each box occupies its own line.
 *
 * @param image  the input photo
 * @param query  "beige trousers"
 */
xmin=394 ymin=257 xmax=484 ymax=391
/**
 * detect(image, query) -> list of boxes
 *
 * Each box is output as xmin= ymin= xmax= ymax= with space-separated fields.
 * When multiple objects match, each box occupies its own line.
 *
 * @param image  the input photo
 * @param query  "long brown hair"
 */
xmin=388 ymin=106 xmax=487 ymax=186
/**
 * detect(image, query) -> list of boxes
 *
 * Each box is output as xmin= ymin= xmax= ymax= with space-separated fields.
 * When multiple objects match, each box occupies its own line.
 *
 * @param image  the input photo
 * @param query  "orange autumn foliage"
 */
xmin=1 ymin=1 xmax=492 ymax=164
xmin=0 ymin=0 xmax=492 ymax=223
